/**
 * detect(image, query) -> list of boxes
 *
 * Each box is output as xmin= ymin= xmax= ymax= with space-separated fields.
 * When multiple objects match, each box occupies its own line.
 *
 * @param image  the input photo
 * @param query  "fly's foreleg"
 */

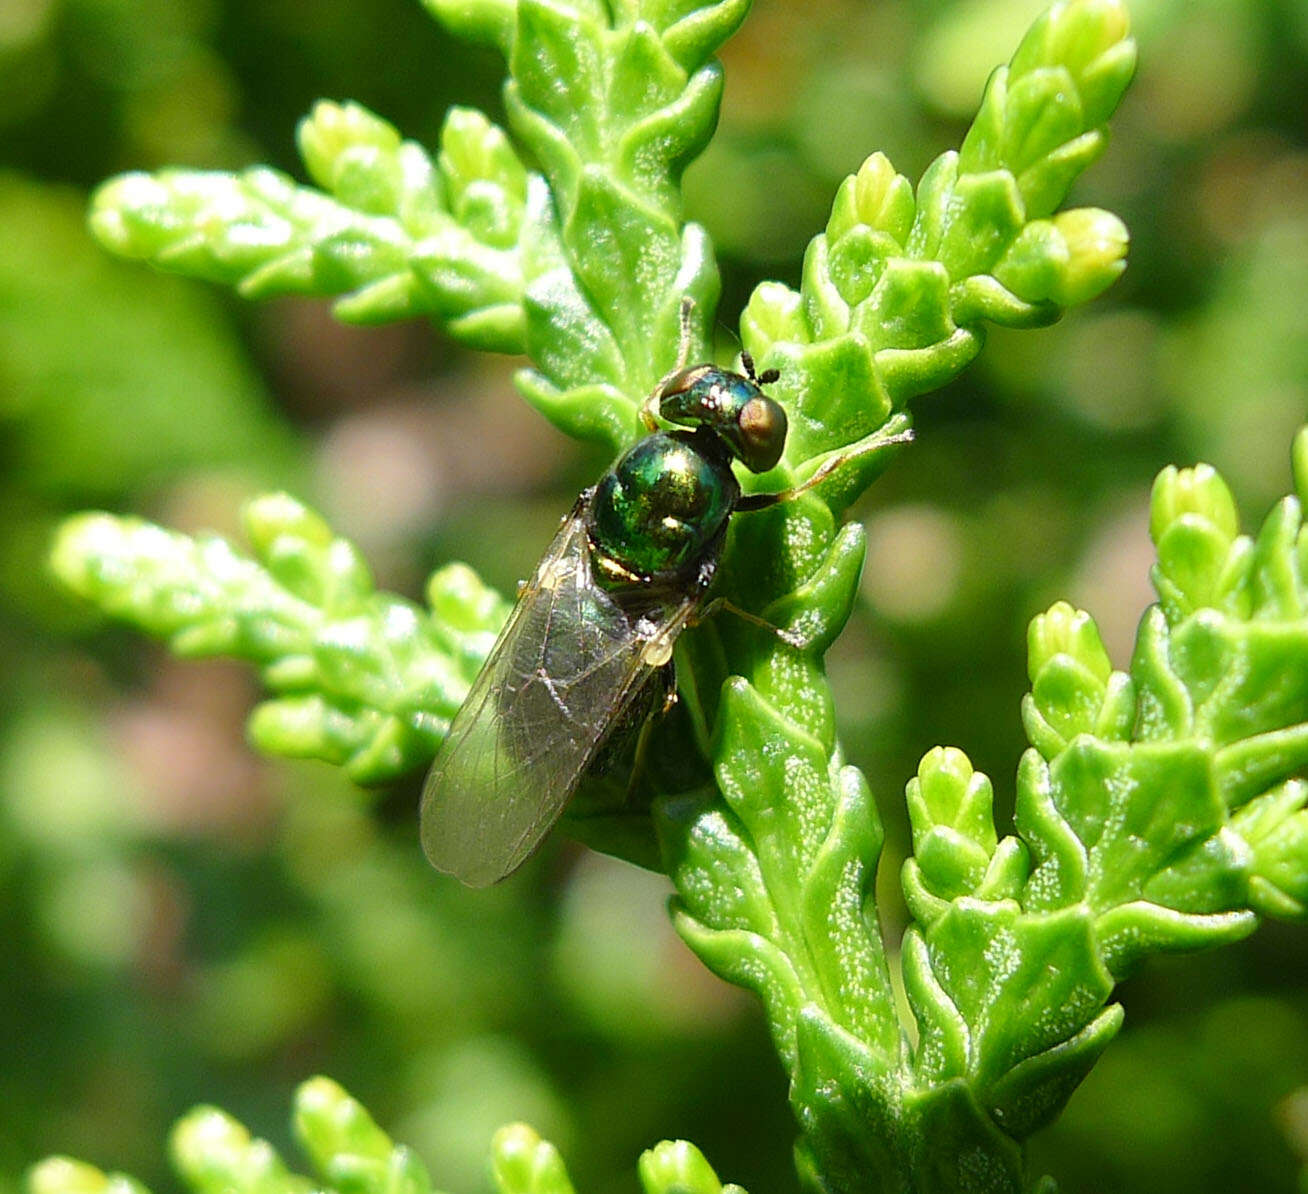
xmin=640 ymin=297 xmax=698 ymax=431
xmin=735 ymin=419 xmax=915 ymax=512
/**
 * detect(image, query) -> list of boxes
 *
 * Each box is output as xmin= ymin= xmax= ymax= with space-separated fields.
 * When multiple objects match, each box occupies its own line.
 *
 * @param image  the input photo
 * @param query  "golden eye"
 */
xmin=739 ymin=397 xmax=776 ymax=444
xmin=737 ymin=396 xmax=787 ymax=472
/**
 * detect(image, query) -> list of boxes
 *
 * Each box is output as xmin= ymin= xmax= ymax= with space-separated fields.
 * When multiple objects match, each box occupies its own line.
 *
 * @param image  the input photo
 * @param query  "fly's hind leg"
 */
xmin=586 ymin=662 xmax=679 ymax=806
xmin=623 ymin=665 xmax=678 ymax=806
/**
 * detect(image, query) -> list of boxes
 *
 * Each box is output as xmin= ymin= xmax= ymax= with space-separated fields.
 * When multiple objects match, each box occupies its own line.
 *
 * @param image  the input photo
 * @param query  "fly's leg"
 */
xmin=640 ymin=297 xmax=698 ymax=431
xmin=623 ymin=667 xmax=679 ymax=806
xmin=719 ymin=422 xmax=915 ymax=649
xmin=735 ymin=419 xmax=915 ymax=512
xmin=584 ymin=661 xmax=678 ymax=804
xmin=696 ymin=596 xmax=807 ymax=651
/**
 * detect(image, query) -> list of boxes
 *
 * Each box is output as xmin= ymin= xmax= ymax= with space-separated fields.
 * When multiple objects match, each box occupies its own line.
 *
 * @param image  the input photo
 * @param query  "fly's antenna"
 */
xmin=740 ymin=349 xmax=780 ymax=387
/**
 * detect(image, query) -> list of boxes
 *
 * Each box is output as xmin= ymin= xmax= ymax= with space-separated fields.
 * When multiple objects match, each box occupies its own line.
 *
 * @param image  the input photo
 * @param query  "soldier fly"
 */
xmin=420 ymin=302 xmax=910 ymax=886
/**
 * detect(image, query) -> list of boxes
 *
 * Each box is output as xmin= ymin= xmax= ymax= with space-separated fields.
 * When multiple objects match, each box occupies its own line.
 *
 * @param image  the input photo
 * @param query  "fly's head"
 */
xmin=656 ymin=355 xmax=787 ymax=474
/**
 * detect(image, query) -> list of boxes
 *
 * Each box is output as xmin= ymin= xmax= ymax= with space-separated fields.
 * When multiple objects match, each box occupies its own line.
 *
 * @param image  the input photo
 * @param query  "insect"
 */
xmin=420 ymin=304 xmax=909 ymax=886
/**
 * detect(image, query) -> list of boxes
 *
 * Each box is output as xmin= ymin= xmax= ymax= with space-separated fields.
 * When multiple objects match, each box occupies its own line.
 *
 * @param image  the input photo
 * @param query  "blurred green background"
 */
xmin=4 ymin=0 xmax=1308 ymax=1191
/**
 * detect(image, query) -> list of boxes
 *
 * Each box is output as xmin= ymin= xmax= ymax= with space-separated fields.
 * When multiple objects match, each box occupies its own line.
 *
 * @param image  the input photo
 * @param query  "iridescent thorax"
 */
xmin=588 ymin=430 xmax=739 ymax=588
xmin=586 ymin=363 xmax=788 ymax=591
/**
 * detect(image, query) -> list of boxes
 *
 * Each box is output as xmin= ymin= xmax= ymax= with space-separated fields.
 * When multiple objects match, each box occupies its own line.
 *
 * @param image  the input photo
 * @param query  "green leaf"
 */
xmin=904 ymin=747 xmax=1020 ymax=913
xmin=789 ymin=1011 xmax=911 ymax=1194
xmin=27 ymin=1160 xmax=151 ymax=1194
xmin=170 ymin=1107 xmax=313 ymax=1194
xmin=294 ymin=1078 xmax=434 ymax=1194
xmin=661 ymin=6 xmax=1136 ymax=1186
xmin=30 ymin=1083 xmax=743 ymax=1194
xmin=666 ymin=668 xmax=900 ymax=1068
xmin=895 ymin=429 xmax=1308 ymax=1173
xmin=420 ymin=0 xmax=516 ymax=51
xmin=1235 ymin=782 xmax=1308 ymax=919
xmin=490 ymin=1126 xmax=575 ymax=1194
xmin=1022 ymin=601 xmax=1134 ymax=757
xmin=742 ymin=0 xmax=1134 ymax=464
xmin=90 ymin=102 xmax=529 ymax=351
xmin=637 ymin=1141 xmax=743 ymax=1194
xmin=493 ymin=0 xmax=743 ymax=449
xmin=50 ymin=496 xmax=508 ymax=784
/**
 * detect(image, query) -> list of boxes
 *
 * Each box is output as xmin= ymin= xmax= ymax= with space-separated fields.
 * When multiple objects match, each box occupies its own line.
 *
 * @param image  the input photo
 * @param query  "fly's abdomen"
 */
xmin=589 ymin=432 xmax=737 ymax=583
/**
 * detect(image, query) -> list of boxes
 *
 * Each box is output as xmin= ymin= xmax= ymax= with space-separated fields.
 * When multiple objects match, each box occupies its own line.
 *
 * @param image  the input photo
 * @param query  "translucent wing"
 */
xmin=420 ymin=502 xmax=696 ymax=887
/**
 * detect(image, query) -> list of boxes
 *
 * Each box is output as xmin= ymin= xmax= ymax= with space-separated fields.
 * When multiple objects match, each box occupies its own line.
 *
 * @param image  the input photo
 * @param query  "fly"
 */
xmin=420 ymin=302 xmax=910 ymax=886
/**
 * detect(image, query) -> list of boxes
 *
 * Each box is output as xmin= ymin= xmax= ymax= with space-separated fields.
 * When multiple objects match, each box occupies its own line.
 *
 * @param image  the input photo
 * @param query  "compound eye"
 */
xmin=737 ymin=395 xmax=787 ymax=472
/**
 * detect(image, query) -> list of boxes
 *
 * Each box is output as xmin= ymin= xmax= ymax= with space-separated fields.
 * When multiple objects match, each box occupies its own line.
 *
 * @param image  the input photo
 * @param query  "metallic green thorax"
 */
xmin=588 ymin=430 xmax=739 ymax=587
